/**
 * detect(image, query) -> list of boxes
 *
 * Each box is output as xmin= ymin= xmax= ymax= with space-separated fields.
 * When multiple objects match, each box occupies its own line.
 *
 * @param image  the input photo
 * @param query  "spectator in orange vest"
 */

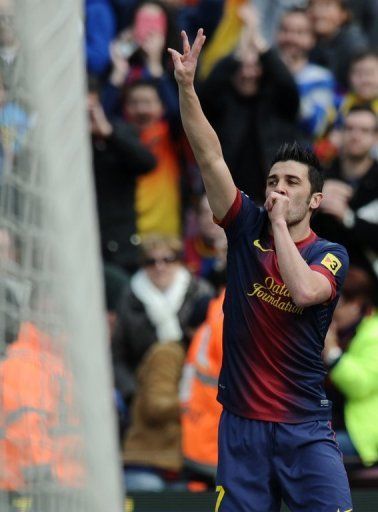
xmin=0 ymin=284 xmax=84 ymax=491
xmin=180 ymin=288 xmax=225 ymax=488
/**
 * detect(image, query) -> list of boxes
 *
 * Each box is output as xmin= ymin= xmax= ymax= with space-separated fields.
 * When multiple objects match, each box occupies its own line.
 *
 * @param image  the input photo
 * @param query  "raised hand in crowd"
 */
xmin=109 ymin=34 xmax=133 ymax=87
xmin=88 ymin=92 xmax=113 ymax=138
xmin=319 ymin=179 xmax=354 ymax=223
xmin=236 ymin=3 xmax=269 ymax=58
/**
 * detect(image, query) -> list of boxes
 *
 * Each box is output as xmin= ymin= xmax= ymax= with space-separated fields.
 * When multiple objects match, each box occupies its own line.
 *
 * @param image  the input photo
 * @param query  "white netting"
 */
xmin=0 ymin=1 xmax=123 ymax=511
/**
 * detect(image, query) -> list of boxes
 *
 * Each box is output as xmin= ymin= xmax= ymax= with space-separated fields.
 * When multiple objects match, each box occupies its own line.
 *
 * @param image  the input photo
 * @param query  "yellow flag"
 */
xmin=199 ymin=0 xmax=247 ymax=80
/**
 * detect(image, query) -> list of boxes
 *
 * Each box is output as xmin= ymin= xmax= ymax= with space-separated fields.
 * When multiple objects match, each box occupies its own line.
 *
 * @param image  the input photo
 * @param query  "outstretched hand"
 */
xmin=168 ymin=28 xmax=206 ymax=87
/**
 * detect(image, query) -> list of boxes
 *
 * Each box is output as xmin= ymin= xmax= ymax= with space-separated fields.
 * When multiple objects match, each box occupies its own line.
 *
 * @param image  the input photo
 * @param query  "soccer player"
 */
xmin=168 ymin=30 xmax=352 ymax=512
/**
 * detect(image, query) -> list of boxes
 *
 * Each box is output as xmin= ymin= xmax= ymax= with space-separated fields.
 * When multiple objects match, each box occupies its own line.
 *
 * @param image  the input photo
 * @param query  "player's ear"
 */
xmin=310 ymin=192 xmax=322 ymax=211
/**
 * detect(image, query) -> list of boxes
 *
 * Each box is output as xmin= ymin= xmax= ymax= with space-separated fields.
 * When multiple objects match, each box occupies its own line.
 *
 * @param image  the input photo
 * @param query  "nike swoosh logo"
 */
xmin=253 ymin=239 xmax=274 ymax=252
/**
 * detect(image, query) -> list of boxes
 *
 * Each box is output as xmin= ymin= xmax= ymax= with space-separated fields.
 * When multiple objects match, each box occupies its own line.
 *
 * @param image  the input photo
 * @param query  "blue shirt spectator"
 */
xmin=85 ymin=0 xmax=117 ymax=76
xmin=277 ymin=7 xmax=336 ymax=139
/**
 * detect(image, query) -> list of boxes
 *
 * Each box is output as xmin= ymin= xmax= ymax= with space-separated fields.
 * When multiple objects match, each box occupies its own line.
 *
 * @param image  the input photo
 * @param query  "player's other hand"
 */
xmin=264 ymin=191 xmax=289 ymax=223
xmin=168 ymin=28 xmax=206 ymax=87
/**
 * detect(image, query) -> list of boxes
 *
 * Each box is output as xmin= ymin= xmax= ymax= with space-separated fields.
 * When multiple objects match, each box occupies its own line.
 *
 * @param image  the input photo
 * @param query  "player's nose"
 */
xmin=275 ymin=185 xmax=287 ymax=196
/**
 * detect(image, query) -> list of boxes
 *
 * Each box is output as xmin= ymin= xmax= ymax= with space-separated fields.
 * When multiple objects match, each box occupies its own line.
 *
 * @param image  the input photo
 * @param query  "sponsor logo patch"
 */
xmin=321 ymin=253 xmax=342 ymax=275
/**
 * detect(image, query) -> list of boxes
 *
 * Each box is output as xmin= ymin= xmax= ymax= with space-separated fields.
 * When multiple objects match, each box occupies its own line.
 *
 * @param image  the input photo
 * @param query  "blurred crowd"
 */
xmin=0 ymin=0 xmax=377 ymax=496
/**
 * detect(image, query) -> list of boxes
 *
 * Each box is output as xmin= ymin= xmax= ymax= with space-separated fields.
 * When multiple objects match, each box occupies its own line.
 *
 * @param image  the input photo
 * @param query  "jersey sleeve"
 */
xmin=215 ymin=189 xmax=262 ymax=243
xmin=308 ymin=243 xmax=349 ymax=300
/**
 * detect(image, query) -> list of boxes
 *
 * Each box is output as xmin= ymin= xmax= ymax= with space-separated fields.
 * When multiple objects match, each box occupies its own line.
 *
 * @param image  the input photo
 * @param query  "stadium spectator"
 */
xmin=123 ymin=340 xmax=186 ymax=491
xmin=317 ymin=49 xmax=378 ymax=161
xmin=102 ymin=17 xmax=179 ymax=124
xmin=184 ymin=194 xmax=227 ymax=283
xmin=197 ymin=0 xmax=307 ymax=81
xmin=123 ymin=80 xmax=182 ymax=238
xmin=313 ymin=105 xmax=378 ymax=283
xmin=85 ymin=0 xmax=117 ymax=77
xmin=0 ymin=281 xmax=84 ymax=491
xmin=180 ymin=287 xmax=225 ymax=488
xmin=112 ymin=233 xmax=213 ymax=404
xmin=308 ymin=0 xmax=368 ymax=90
xmin=253 ymin=0 xmax=308 ymax=45
xmin=323 ymin=266 xmax=378 ymax=467
xmin=102 ymin=0 xmax=180 ymax=121
xmin=199 ymin=4 xmax=301 ymax=204
xmin=344 ymin=50 xmax=378 ymax=115
xmin=276 ymin=7 xmax=335 ymax=140
xmin=88 ymin=77 xmax=156 ymax=273
xmin=349 ymin=0 xmax=378 ymax=49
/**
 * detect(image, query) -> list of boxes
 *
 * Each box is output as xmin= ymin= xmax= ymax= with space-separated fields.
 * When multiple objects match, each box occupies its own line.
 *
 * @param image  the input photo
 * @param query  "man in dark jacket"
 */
xmin=308 ymin=0 xmax=367 ymax=89
xmin=313 ymin=105 xmax=378 ymax=286
xmin=88 ymin=80 xmax=156 ymax=272
xmin=111 ymin=234 xmax=214 ymax=404
xmin=199 ymin=6 xmax=301 ymax=205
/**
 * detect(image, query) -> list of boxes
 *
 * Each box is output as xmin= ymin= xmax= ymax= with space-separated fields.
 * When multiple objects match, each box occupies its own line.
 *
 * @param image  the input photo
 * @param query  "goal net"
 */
xmin=0 ymin=1 xmax=123 ymax=511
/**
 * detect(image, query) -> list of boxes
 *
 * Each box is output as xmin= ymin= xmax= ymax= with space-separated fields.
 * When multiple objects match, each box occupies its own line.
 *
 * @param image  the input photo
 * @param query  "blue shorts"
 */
xmin=216 ymin=410 xmax=352 ymax=512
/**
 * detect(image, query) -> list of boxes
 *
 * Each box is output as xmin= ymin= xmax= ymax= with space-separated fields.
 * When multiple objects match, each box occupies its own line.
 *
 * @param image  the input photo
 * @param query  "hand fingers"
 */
xmin=167 ymin=48 xmax=183 ymax=67
xmin=264 ymin=197 xmax=273 ymax=211
xmin=181 ymin=30 xmax=190 ymax=56
xmin=324 ymin=180 xmax=353 ymax=197
xmin=191 ymin=28 xmax=206 ymax=60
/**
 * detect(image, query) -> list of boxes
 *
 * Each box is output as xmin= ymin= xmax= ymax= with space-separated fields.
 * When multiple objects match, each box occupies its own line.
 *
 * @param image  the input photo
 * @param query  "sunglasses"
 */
xmin=144 ymin=255 xmax=178 ymax=267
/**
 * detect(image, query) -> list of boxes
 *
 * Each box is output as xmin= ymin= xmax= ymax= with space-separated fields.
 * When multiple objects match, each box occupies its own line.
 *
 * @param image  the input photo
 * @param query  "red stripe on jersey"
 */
xmin=214 ymin=188 xmax=242 ymax=228
xmin=310 ymin=264 xmax=337 ymax=300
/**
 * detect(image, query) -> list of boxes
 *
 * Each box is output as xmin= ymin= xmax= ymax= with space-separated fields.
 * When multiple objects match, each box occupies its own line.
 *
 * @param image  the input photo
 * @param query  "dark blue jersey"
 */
xmin=217 ymin=190 xmax=349 ymax=422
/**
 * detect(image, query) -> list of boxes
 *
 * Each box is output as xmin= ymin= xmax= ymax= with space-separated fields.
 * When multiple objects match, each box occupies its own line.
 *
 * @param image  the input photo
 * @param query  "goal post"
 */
xmin=0 ymin=1 xmax=124 ymax=511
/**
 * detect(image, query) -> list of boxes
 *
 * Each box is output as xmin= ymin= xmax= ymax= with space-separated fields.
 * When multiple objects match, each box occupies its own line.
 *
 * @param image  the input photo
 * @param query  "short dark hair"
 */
xmin=342 ymin=265 xmax=376 ymax=306
xmin=350 ymin=48 xmax=378 ymax=65
xmin=308 ymin=0 xmax=353 ymax=23
xmin=270 ymin=141 xmax=324 ymax=194
xmin=123 ymin=78 xmax=161 ymax=103
xmin=282 ymin=6 xmax=308 ymax=18
xmin=345 ymin=104 xmax=378 ymax=130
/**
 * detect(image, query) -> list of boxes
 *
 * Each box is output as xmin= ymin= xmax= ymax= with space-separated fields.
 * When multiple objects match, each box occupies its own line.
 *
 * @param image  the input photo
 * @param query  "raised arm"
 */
xmin=168 ymin=29 xmax=236 ymax=221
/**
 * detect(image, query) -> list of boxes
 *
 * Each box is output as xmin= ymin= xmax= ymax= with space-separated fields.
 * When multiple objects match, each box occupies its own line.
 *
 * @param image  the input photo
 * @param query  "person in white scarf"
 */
xmin=112 ymin=234 xmax=214 ymax=404
xmin=131 ymin=262 xmax=191 ymax=343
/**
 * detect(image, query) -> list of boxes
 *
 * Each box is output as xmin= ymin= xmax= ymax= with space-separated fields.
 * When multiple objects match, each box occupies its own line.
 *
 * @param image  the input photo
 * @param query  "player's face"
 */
xmin=266 ymin=161 xmax=322 ymax=226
